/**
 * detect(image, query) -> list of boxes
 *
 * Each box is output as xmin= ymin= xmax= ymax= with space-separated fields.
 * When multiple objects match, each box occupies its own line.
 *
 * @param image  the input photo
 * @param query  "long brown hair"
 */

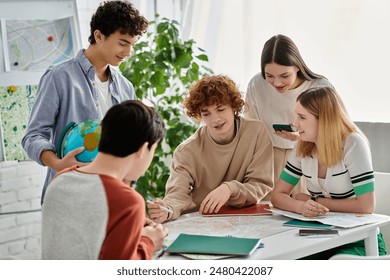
xmin=261 ymin=34 xmax=324 ymax=81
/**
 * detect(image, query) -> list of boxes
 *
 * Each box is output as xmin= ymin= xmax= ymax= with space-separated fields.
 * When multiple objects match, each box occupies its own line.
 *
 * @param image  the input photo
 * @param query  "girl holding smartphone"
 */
xmin=244 ymin=34 xmax=335 ymax=197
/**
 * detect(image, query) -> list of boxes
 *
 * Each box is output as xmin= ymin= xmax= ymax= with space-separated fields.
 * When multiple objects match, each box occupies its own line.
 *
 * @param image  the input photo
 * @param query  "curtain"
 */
xmin=181 ymin=0 xmax=390 ymax=122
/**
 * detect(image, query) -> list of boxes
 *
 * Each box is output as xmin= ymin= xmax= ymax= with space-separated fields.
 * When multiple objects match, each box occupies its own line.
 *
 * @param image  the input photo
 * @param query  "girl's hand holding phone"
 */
xmin=273 ymin=124 xmax=299 ymax=141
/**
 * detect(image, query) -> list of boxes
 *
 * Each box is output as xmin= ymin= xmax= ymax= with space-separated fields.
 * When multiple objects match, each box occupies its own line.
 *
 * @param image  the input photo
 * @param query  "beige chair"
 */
xmin=373 ymin=171 xmax=390 ymax=248
xmin=330 ymin=172 xmax=390 ymax=260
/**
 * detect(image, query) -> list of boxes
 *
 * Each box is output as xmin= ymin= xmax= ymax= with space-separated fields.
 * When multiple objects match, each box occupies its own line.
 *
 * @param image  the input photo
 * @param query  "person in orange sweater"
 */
xmin=148 ymin=75 xmax=274 ymax=223
xmin=41 ymin=100 xmax=168 ymax=259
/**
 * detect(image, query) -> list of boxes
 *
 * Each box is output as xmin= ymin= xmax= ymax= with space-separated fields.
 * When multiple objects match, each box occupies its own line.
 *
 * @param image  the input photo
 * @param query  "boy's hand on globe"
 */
xmin=56 ymin=147 xmax=88 ymax=171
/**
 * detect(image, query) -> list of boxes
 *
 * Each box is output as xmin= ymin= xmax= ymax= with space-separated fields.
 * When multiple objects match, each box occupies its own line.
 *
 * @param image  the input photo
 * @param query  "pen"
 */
xmin=157 ymin=246 xmax=167 ymax=258
xmin=146 ymin=200 xmax=173 ymax=214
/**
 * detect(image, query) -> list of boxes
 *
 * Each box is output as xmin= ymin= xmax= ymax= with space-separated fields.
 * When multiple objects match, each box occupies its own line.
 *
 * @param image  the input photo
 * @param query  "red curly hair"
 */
xmin=184 ymin=75 xmax=244 ymax=121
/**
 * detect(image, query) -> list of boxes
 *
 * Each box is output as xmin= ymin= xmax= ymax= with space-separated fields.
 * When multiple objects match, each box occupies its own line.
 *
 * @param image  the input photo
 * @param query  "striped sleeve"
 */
xmin=344 ymin=133 xmax=375 ymax=196
xmin=280 ymin=161 xmax=302 ymax=186
xmin=280 ymin=146 xmax=302 ymax=187
xmin=351 ymin=171 xmax=375 ymax=196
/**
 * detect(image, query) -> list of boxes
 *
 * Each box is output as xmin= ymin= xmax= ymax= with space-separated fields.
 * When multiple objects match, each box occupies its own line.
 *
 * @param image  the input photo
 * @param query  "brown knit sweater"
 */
xmin=163 ymin=117 xmax=274 ymax=220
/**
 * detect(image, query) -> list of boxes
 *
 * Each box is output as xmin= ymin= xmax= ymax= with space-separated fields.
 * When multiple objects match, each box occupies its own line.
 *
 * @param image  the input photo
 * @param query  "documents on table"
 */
xmin=271 ymin=207 xmax=386 ymax=228
xmin=164 ymin=212 xmax=292 ymax=240
xmin=202 ymin=203 xmax=272 ymax=217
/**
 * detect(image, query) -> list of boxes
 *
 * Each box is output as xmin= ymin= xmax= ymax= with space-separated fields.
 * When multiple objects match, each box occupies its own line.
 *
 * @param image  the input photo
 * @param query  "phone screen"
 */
xmin=272 ymin=124 xmax=295 ymax=132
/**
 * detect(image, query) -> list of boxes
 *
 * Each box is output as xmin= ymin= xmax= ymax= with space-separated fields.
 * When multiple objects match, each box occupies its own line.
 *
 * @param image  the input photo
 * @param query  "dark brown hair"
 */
xmin=88 ymin=0 xmax=148 ymax=44
xmin=261 ymin=34 xmax=324 ymax=81
xmin=99 ymin=100 xmax=165 ymax=157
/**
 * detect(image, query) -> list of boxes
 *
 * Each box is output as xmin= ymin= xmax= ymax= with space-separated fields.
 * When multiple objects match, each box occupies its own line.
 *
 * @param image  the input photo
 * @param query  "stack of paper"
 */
xmin=272 ymin=207 xmax=386 ymax=228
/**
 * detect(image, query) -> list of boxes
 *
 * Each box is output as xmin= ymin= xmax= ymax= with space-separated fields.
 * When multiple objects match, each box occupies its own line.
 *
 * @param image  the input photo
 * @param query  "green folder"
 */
xmin=166 ymin=234 xmax=261 ymax=256
xmin=283 ymin=219 xmax=333 ymax=229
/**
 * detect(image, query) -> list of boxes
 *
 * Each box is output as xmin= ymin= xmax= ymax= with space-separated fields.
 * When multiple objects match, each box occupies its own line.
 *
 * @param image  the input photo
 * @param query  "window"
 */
xmin=181 ymin=0 xmax=390 ymax=122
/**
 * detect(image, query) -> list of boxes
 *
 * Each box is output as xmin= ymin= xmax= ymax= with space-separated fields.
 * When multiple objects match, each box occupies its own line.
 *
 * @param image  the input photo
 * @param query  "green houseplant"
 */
xmin=120 ymin=16 xmax=213 ymax=200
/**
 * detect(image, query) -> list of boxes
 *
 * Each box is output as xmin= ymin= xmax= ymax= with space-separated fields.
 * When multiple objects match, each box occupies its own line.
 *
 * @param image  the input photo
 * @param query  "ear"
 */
xmin=135 ymin=142 xmax=149 ymax=159
xmin=94 ymin=30 xmax=104 ymax=43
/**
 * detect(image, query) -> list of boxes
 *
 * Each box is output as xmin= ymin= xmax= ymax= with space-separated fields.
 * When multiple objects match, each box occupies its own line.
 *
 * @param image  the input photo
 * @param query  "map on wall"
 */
xmin=1 ymin=17 xmax=75 ymax=72
xmin=0 ymin=85 xmax=37 ymax=161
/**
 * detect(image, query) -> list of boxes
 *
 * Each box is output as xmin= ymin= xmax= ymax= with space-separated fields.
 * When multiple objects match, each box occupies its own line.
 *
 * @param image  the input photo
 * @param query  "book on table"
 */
xmin=165 ymin=233 xmax=261 ymax=256
xmin=202 ymin=203 xmax=272 ymax=217
xmin=283 ymin=219 xmax=334 ymax=229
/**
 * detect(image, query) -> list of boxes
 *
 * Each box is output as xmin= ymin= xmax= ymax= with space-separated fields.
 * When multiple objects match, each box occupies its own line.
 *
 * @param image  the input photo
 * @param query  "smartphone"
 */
xmin=272 ymin=124 xmax=295 ymax=132
xmin=299 ymin=229 xmax=339 ymax=237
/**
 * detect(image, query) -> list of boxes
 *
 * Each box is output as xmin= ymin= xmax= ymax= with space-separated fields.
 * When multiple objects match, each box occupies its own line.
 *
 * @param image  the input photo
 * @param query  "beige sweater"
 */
xmin=164 ymin=117 xmax=274 ymax=220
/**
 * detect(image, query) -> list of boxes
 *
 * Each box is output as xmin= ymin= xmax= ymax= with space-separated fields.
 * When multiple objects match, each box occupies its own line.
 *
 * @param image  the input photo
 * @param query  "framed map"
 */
xmin=0 ymin=85 xmax=37 ymax=161
xmin=1 ymin=17 xmax=76 ymax=72
xmin=0 ymin=0 xmax=81 ymax=161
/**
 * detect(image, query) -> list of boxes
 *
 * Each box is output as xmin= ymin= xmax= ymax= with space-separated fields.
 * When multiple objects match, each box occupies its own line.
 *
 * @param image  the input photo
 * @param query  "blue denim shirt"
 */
xmin=21 ymin=49 xmax=136 ymax=201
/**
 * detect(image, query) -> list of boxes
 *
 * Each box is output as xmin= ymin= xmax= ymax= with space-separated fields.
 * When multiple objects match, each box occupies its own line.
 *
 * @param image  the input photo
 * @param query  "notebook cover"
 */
xmin=283 ymin=219 xmax=334 ymax=229
xmin=166 ymin=233 xmax=261 ymax=256
xmin=202 ymin=203 xmax=272 ymax=216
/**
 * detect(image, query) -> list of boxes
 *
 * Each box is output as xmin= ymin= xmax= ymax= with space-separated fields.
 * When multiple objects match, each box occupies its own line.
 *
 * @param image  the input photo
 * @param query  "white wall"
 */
xmin=0 ymin=161 xmax=45 ymax=259
xmin=356 ymin=122 xmax=390 ymax=173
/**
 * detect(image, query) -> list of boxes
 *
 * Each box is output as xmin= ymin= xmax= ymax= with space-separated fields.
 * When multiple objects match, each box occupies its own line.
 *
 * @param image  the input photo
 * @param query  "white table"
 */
xmin=159 ymin=212 xmax=390 ymax=260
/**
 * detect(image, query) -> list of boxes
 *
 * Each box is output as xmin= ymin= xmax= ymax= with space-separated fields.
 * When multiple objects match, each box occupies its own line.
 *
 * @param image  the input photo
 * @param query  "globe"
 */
xmin=56 ymin=119 xmax=101 ymax=163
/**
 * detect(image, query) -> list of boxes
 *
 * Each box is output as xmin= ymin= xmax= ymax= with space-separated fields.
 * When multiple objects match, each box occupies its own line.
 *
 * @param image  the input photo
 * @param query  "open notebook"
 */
xmin=202 ymin=203 xmax=272 ymax=217
xmin=166 ymin=234 xmax=261 ymax=256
